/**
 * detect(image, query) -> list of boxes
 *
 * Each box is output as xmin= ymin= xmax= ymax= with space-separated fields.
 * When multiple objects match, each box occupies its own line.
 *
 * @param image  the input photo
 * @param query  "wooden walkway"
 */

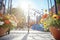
xmin=0 ymin=30 xmax=55 ymax=40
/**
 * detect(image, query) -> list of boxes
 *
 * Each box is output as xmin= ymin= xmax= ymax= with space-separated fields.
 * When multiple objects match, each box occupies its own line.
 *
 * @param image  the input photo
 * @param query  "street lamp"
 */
xmin=28 ymin=5 xmax=30 ymax=33
xmin=47 ymin=0 xmax=49 ymax=13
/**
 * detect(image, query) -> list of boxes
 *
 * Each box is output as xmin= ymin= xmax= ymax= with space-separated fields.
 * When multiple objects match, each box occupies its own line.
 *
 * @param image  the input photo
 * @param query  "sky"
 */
xmin=4 ymin=0 xmax=55 ymax=21
xmin=11 ymin=0 xmax=55 ymax=21
xmin=12 ymin=0 xmax=54 ymax=10
xmin=5 ymin=0 xmax=55 ymax=13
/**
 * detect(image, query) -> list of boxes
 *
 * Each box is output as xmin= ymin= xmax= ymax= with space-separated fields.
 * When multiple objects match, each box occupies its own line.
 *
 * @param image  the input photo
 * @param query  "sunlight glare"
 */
xmin=20 ymin=2 xmax=28 ymax=10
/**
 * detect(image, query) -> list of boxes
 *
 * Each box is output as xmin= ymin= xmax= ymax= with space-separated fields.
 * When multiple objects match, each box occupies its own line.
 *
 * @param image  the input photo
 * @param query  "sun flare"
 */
xmin=18 ymin=1 xmax=36 ymax=21
xmin=20 ymin=2 xmax=28 ymax=10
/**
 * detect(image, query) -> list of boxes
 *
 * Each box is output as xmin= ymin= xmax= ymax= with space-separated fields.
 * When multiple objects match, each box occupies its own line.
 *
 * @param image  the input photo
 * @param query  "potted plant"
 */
xmin=45 ymin=14 xmax=60 ymax=40
xmin=40 ymin=14 xmax=49 ymax=31
xmin=0 ymin=13 xmax=14 ymax=37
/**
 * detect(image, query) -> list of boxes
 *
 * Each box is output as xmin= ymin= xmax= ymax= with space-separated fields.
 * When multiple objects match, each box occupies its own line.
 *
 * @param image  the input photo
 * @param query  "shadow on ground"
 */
xmin=22 ymin=33 xmax=29 ymax=40
xmin=0 ymin=34 xmax=20 ymax=40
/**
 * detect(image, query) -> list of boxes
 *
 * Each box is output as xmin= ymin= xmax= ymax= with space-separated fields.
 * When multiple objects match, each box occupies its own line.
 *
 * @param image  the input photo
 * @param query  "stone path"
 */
xmin=0 ymin=30 xmax=55 ymax=40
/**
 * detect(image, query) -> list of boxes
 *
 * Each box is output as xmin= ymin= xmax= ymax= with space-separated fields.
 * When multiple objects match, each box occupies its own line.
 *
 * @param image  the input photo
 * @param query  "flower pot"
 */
xmin=0 ymin=27 xmax=9 ymax=37
xmin=49 ymin=26 xmax=60 ymax=40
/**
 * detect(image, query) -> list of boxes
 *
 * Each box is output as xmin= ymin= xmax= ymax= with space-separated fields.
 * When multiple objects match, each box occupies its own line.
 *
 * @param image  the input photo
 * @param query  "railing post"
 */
xmin=54 ymin=0 xmax=58 ymax=14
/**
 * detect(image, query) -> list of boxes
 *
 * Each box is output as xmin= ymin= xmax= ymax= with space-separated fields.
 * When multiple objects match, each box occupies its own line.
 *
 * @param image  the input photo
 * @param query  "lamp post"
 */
xmin=47 ymin=0 xmax=49 ymax=13
xmin=28 ymin=5 xmax=30 ymax=33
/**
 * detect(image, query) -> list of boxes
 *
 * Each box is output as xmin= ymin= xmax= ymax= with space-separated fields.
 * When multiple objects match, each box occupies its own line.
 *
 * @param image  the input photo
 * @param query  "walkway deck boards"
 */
xmin=0 ymin=30 xmax=55 ymax=40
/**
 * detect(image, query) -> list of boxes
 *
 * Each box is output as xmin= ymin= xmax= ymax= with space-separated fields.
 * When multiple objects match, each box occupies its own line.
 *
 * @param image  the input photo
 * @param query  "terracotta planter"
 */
xmin=0 ymin=27 xmax=9 ymax=37
xmin=49 ymin=27 xmax=60 ymax=40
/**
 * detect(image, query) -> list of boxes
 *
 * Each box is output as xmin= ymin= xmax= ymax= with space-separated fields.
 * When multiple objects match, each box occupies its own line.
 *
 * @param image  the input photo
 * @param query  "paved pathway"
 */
xmin=0 ymin=30 xmax=55 ymax=40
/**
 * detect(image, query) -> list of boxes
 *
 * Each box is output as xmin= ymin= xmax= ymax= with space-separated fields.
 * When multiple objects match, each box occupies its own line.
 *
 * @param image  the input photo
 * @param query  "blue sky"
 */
xmin=5 ymin=0 xmax=55 ymax=11
xmin=5 ymin=0 xmax=55 ymax=17
xmin=11 ymin=0 xmax=55 ymax=18
xmin=4 ymin=0 xmax=55 ymax=21
xmin=12 ymin=0 xmax=54 ymax=10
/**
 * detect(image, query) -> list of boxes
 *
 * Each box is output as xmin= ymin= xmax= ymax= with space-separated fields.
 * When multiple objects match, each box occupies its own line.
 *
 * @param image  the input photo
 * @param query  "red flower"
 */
xmin=4 ymin=20 xmax=10 ymax=24
xmin=42 ymin=14 xmax=48 ymax=19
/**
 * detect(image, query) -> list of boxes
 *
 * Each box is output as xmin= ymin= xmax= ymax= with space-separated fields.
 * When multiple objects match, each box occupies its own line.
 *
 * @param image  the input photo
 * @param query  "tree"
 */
xmin=7 ymin=7 xmax=26 ymax=29
xmin=11 ymin=8 xmax=26 ymax=29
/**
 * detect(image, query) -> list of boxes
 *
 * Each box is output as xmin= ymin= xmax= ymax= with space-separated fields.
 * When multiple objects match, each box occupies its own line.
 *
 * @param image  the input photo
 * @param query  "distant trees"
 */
xmin=8 ymin=8 xmax=26 ymax=29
